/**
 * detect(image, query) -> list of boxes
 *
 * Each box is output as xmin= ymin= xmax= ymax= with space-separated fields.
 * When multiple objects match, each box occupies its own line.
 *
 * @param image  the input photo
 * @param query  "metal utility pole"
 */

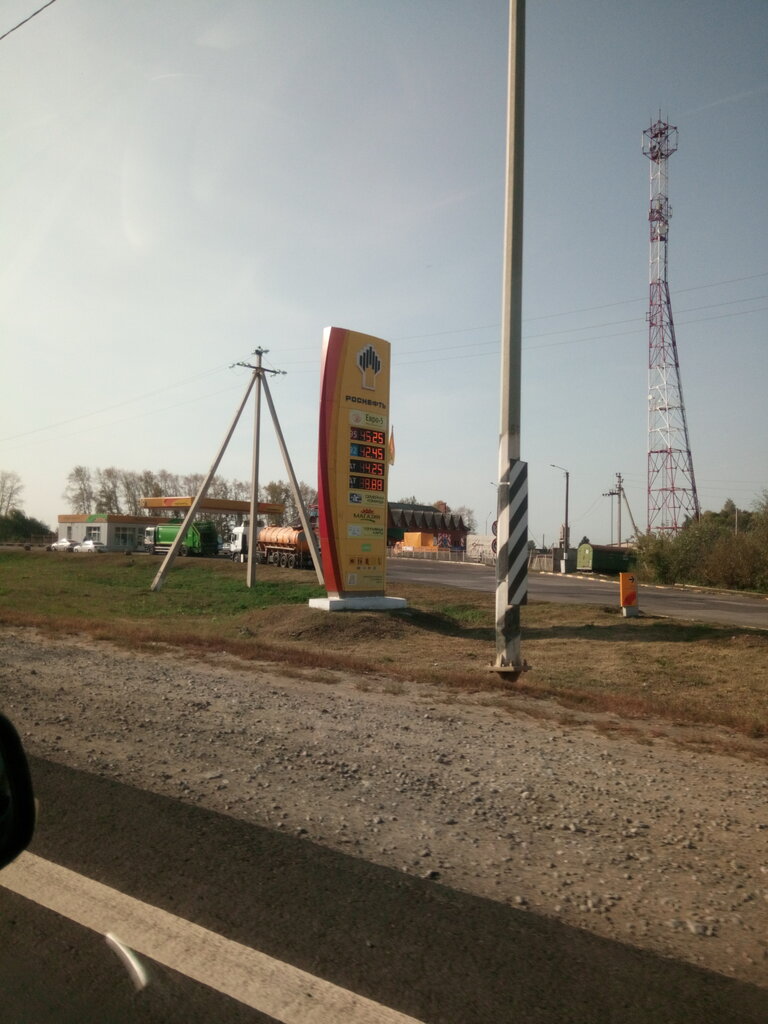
xmin=603 ymin=472 xmax=638 ymax=546
xmin=150 ymin=372 xmax=257 ymax=592
xmin=247 ymin=349 xmax=263 ymax=588
xmin=643 ymin=117 xmax=700 ymax=534
xmin=550 ymin=464 xmax=569 ymax=571
xmin=494 ymin=0 xmax=528 ymax=676
xmin=606 ymin=477 xmax=622 ymax=548
xmin=238 ymin=349 xmax=281 ymax=588
xmin=150 ymin=352 xmax=323 ymax=592
xmin=236 ymin=350 xmax=323 ymax=588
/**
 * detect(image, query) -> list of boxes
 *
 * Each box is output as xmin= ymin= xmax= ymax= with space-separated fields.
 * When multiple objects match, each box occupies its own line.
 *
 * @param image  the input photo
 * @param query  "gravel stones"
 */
xmin=1 ymin=625 xmax=767 ymax=989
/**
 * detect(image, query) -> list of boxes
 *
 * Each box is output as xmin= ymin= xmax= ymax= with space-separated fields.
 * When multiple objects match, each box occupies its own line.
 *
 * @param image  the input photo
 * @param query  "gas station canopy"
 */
xmin=140 ymin=497 xmax=285 ymax=515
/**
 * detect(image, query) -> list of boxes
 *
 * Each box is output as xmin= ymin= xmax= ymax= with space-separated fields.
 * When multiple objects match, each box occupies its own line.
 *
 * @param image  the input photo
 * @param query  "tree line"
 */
xmin=0 ymin=510 xmax=52 ymax=542
xmin=636 ymin=495 xmax=768 ymax=592
xmin=0 ymin=470 xmax=52 ymax=541
xmin=62 ymin=466 xmax=317 ymax=529
xmin=62 ymin=468 xmax=478 ymax=530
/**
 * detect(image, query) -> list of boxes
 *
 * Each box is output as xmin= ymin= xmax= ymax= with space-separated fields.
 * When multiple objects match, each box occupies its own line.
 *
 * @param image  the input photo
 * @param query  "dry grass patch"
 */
xmin=1 ymin=552 xmax=766 ymax=743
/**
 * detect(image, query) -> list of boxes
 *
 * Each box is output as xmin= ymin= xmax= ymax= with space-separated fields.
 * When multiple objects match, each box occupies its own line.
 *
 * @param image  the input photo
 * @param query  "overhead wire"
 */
xmin=268 ymin=278 xmax=768 ymax=371
xmin=0 ymin=0 xmax=58 ymax=42
xmin=2 ymin=380 xmax=247 ymax=452
xmin=6 ymin=272 xmax=766 ymax=439
xmin=0 ymin=364 xmax=233 ymax=443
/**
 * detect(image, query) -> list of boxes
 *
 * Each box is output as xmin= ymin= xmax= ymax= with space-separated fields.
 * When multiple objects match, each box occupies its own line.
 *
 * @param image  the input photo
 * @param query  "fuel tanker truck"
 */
xmin=228 ymin=524 xmax=314 ymax=568
xmin=144 ymin=520 xmax=219 ymax=557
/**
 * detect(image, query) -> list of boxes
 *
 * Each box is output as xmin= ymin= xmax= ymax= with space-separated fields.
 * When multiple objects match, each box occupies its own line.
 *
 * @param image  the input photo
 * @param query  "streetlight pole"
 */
xmin=550 ymin=464 xmax=569 ymax=573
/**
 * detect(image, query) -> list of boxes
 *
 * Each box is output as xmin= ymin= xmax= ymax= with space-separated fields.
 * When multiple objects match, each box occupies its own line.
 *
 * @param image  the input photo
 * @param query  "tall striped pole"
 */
xmin=494 ymin=0 xmax=527 ymax=675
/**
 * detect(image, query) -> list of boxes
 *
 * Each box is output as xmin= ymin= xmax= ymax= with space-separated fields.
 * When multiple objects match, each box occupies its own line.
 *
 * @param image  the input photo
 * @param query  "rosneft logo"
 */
xmin=357 ymin=344 xmax=382 ymax=391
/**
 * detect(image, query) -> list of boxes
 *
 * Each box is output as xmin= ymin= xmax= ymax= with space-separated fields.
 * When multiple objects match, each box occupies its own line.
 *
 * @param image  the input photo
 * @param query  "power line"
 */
xmin=272 ymin=297 xmax=768 ymax=373
xmin=520 ymin=270 xmax=768 ymax=323
xmin=0 ymin=364 xmax=231 ymax=443
xmin=0 ymin=0 xmax=59 ymax=42
xmin=392 ymin=303 xmax=768 ymax=365
xmin=270 ymin=279 xmax=768 ymax=369
xmin=2 ymin=381 xmax=246 ymax=452
xmin=391 ymin=270 xmax=768 ymax=340
xmin=7 ymin=278 xmax=766 ymax=435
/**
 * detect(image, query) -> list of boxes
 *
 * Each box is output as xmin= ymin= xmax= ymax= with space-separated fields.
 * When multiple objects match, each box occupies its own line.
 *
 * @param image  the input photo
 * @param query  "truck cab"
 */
xmin=229 ymin=524 xmax=248 ymax=561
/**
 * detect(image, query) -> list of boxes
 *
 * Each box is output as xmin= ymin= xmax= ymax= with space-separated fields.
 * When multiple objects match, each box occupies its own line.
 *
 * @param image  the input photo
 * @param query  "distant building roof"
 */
xmin=388 ymin=503 xmax=468 ymax=534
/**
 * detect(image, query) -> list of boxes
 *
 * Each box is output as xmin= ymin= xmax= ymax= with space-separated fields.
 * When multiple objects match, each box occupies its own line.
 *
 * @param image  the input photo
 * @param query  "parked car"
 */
xmin=48 ymin=538 xmax=76 ymax=552
xmin=73 ymin=540 xmax=106 ymax=553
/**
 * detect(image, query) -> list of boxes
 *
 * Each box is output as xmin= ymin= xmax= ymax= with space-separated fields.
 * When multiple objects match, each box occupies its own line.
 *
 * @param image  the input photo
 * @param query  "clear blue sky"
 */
xmin=2 ymin=0 xmax=767 ymax=544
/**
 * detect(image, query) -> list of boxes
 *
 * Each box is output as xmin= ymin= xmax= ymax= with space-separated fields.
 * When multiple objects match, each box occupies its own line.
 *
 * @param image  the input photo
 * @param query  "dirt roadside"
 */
xmin=1 ymin=625 xmax=766 ymax=990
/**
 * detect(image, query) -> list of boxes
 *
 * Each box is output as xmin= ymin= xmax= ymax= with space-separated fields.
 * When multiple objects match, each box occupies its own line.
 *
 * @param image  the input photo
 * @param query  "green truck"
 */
xmin=143 ymin=521 xmax=219 ymax=557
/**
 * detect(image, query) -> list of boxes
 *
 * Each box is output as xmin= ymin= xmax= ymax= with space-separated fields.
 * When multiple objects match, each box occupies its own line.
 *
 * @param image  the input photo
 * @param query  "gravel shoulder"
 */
xmin=2 ymin=625 xmax=767 ymax=989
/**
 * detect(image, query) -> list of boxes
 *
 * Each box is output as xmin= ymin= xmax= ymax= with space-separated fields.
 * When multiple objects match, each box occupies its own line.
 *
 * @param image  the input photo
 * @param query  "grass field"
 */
xmin=1 ymin=549 xmax=766 ymax=744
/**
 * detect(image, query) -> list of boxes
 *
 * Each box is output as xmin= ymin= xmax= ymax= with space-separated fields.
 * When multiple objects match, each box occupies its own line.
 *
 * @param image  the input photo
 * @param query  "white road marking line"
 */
xmin=1 ymin=852 xmax=425 ymax=1024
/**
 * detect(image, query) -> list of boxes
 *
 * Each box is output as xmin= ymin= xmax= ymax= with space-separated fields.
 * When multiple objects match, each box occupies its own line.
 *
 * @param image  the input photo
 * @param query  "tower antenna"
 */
xmin=643 ymin=116 xmax=700 ymax=534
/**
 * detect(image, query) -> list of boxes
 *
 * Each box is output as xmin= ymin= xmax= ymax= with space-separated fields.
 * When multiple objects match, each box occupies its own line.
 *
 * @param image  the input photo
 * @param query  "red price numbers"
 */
xmin=349 ymin=475 xmax=384 ymax=491
xmin=350 ymin=427 xmax=385 ymax=445
xmin=350 ymin=443 xmax=385 ymax=460
xmin=349 ymin=458 xmax=384 ymax=476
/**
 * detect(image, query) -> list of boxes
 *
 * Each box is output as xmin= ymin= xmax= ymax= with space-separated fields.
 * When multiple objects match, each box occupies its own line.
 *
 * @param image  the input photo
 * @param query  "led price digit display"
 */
xmin=350 ymin=427 xmax=385 ymax=445
xmin=349 ymin=459 xmax=384 ymax=476
xmin=349 ymin=443 xmax=385 ymax=460
xmin=349 ymin=475 xmax=385 ymax=491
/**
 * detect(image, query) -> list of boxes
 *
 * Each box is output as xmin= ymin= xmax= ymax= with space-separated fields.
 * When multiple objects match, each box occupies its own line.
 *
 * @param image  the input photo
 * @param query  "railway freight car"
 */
xmin=576 ymin=543 xmax=634 ymax=574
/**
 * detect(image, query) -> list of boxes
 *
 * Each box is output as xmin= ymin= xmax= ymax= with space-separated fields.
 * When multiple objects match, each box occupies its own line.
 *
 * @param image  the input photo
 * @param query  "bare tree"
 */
xmin=207 ymin=475 xmax=231 ymax=499
xmin=260 ymin=480 xmax=292 ymax=525
xmin=63 ymin=466 xmax=95 ymax=514
xmin=230 ymin=478 xmax=251 ymax=502
xmin=181 ymin=473 xmax=205 ymax=497
xmin=95 ymin=467 xmax=122 ymax=514
xmin=155 ymin=469 xmax=181 ymax=496
xmin=119 ymin=470 xmax=144 ymax=515
xmin=0 ymin=471 xmax=23 ymax=515
xmin=293 ymin=480 xmax=313 ymax=505
xmin=138 ymin=469 xmax=161 ymax=499
xmin=452 ymin=505 xmax=477 ymax=532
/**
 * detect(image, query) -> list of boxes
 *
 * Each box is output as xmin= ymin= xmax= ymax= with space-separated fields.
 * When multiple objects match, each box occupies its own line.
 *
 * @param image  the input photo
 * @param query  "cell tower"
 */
xmin=643 ymin=117 xmax=700 ymax=534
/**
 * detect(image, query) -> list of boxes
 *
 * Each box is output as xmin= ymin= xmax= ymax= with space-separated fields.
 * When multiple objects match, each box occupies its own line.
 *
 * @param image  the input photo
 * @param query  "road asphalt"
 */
xmin=386 ymin=558 xmax=768 ymax=630
xmin=3 ymin=757 xmax=768 ymax=1023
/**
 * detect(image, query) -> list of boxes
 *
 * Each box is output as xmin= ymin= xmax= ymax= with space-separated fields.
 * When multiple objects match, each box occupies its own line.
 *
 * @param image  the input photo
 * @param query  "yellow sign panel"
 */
xmin=317 ymin=327 xmax=391 ymax=596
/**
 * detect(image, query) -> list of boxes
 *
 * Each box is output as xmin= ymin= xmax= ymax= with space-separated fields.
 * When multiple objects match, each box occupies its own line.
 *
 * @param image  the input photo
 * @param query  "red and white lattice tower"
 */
xmin=643 ymin=117 xmax=700 ymax=534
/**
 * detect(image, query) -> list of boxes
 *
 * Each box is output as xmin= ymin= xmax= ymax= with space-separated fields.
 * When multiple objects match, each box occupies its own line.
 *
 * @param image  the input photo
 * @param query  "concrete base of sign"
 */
xmin=622 ymin=606 xmax=640 ymax=618
xmin=309 ymin=596 xmax=408 ymax=612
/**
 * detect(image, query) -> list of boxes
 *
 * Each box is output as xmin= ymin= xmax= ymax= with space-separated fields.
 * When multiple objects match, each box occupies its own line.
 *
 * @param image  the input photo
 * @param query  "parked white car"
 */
xmin=73 ymin=540 xmax=106 ymax=553
xmin=48 ymin=538 xmax=76 ymax=552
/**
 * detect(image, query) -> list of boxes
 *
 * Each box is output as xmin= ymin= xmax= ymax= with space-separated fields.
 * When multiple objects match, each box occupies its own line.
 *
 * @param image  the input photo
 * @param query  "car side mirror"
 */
xmin=0 ymin=715 xmax=35 ymax=869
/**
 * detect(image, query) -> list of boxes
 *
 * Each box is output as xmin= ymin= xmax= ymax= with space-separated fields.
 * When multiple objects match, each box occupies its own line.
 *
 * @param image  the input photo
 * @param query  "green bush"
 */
xmin=636 ymin=496 xmax=768 ymax=592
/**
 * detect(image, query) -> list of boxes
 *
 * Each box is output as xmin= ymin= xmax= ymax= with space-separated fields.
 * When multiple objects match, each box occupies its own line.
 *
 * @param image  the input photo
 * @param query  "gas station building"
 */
xmin=387 ymin=503 xmax=469 ymax=552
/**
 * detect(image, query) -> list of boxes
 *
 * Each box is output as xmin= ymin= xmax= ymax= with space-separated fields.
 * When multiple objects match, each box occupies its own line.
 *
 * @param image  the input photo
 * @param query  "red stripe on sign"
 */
xmin=317 ymin=328 xmax=347 ymax=595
